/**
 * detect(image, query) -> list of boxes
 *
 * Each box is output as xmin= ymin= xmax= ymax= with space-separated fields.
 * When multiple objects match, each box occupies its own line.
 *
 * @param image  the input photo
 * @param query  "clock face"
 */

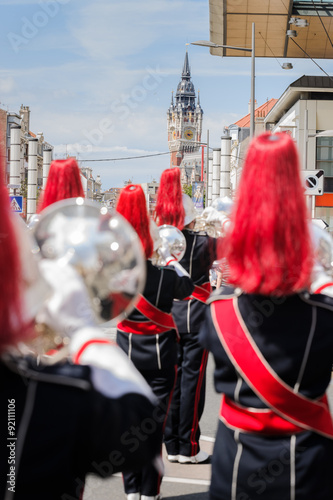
xmin=184 ymin=128 xmax=194 ymax=140
xmin=172 ymin=130 xmax=176 ymax=140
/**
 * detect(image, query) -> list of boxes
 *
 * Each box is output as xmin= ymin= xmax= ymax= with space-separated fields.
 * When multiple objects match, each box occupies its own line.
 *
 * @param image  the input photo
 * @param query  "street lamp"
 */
xmin=192 ymin=22 xmax=255 ymax=137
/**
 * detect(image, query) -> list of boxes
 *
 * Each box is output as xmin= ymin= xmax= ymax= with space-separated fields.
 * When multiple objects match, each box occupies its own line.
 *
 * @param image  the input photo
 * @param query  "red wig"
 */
xmin=222 ymin=132 xmax=313 ymax=295
xmin=154 ymin=167 xmax=185 ymax=229
xmin=0 ymin=145 xmax=26 ymax=352
xmin=37 ymin=158 xmax=85 ymax=212
xmin=116 ymin=184 xmax=153 ymax=259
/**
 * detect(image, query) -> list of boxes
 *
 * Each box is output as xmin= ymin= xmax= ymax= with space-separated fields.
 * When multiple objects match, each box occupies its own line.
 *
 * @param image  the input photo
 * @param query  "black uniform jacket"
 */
xmin=0 ymin=354 xmax=159 ymax=500
xmin=117 ymin=260 xmax=194 ymax=371
xmin=172 ymin=229 xmax=217 ymax=333
xmin=200 ymin=286 xmax=333 ymax=409
xmin=199 ymin=286 xmax=333 ymax=500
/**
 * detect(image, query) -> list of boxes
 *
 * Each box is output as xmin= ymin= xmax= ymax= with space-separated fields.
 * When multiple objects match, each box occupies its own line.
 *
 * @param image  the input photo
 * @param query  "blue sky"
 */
xmin=1 ymin=0 xmax=333 ymax=189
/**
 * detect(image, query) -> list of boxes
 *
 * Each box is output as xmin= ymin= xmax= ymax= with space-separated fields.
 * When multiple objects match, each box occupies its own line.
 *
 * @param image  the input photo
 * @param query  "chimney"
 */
xmin=20 ymin=105 xmax=30 ymax=132
xmin=248 ymin=99 xmax=258 ymax=114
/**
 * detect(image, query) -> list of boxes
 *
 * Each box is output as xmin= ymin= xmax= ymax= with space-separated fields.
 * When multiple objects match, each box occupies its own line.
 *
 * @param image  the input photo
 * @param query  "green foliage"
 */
xmin=182 ymin=184 xmax=192 ymax=198
xmin=20 ymin=175 xmax=41 ymax=203
xmin=182 ymin=183 xmax=206 ymax=207
xmin=20 ymin=176 xmax=27 ymax=199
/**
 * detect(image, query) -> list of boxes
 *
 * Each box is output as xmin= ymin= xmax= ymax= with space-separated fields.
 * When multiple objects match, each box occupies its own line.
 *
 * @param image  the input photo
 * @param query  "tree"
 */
xmin=182 ymin=184 xmax=192 ymax=198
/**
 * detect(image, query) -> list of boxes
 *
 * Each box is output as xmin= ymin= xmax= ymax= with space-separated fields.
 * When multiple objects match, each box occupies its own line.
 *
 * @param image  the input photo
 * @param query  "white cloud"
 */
xmin=69 ymin=0 xmax=208 ymax=61
xmin=0 ymin=0 xmax=41 ymax=4
xmin=0 ymin=77 xmax=16 ymax=93
xmin=70 ymin=2 xmax=160 ymax=60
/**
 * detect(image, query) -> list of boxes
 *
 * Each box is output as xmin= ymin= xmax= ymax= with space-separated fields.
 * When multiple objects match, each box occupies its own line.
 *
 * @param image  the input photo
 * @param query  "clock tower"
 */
xmin=167 ymin=51 xmax=203 ymax=169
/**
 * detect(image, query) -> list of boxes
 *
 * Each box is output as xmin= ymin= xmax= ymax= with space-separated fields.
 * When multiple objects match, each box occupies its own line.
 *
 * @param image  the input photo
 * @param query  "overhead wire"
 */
xmin=287 ymin=1 xmax=333 ymax=82
xmin=79 ymin=145 xmax=213 ymax=163
xmin=79 ymin=151 xmax=171 ymax=162
xmin=258 ymin=31 xmax=284 ymax=68
xmin=288 ymin=37 xmax=333 ymax=84
xmin=311 ymin=0 xmax=333 ymax=49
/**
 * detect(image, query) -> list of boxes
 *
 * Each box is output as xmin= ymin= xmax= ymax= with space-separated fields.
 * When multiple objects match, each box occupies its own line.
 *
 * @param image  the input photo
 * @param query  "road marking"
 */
xmin=113 ymin=473 xmax=210 ymax=486
xmin=201 ymin=435 xmax=215 ymax=442
xmin=163 ymin=476 xmax=210 ymax=486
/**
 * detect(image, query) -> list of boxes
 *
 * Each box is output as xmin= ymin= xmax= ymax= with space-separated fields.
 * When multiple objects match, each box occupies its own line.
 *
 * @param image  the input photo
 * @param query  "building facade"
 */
xmin=6 ymin=105 xmax=54 ymax=188
xmin=167 ymin=52 xmax=204 ymax=185
xmin=227 ymin=98 xmax=278 ymax=194
xmin=265 ymin=75 xmax=333 ymax=226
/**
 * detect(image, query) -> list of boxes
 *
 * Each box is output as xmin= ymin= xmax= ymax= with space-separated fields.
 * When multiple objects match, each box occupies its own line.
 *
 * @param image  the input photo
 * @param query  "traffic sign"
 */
xmin=301 ymin=169 xmax=324 ymax=195
xmin=312 ymin=218 xmax=329 ymax=230
xmin=9 ymin=196 xmax=23 ymax=213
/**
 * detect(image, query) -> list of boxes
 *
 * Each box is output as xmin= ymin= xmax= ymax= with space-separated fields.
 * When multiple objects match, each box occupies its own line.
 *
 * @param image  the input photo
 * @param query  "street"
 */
xmin=83 ymin=340 xmax=333 ymax=500
xmin=83 ymin=351 xmax=219 ymax=500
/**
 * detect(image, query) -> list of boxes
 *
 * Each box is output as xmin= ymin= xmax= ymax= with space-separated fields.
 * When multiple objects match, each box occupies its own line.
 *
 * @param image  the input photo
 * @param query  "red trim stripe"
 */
xmin=314 ymin=282 xmax=333 ymax=294
xmin=73 ymin=339 xmax=113 ymax=364
xmin=156 ymin=364 xmax=178 ymax=495
xmin=211 ymin=298 xmax=333 ymax=438
xmin=190 ymin=349 xmax=209 ymax=456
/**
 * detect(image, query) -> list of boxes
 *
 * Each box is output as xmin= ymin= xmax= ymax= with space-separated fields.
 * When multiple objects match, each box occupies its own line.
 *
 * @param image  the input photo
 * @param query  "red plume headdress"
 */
xmin=154 ymin=168 xmax=185 ymax=230
xmin=221 ymin=132 xmax=313 ymax=295
xmin=116 ymin=184 xmax=153 ymax=259
xmin=37 ymin=158 xmax=85 ymax=213
xmin=0 ymin=141 xmax=27 ymax=351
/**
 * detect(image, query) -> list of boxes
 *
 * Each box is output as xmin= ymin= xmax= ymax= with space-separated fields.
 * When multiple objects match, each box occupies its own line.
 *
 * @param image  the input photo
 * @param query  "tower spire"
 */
xmin=182 ymin=50 xmax=191 ymax=79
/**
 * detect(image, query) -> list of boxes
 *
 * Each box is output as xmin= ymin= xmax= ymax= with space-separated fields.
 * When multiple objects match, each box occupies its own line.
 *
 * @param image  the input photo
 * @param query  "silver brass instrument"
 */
xmin=151 ymin=224 xmax=186 ymax=266
xmin=32 ymin=197 xmax=146 ymax=326
xmin=311 ymin=222 xmax=333 ymax=276
xmin=194 ymin=196 xmax=233 ymax=237
xmin=310 ymin=222 xmax=333 ymax=296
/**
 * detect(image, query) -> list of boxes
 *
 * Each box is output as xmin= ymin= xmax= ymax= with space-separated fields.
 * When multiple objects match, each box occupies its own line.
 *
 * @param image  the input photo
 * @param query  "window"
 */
xmin=293 ymin=0 xmax=333 ymax=16
xmin=317 ymin=136 xmax=333 ymax=192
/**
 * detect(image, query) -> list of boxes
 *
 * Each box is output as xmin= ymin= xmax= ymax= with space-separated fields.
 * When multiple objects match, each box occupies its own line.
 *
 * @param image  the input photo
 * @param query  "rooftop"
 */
xmin=233 ymin=98 xmax=278 ymax=128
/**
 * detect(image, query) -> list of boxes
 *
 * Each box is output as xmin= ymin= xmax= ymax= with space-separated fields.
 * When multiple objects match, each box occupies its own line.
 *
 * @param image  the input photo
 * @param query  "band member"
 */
xmin=0 ymin=166 xmax=160 ymax=500
xmin=310 ymin=222 xmax=333 ymax=296
xmin=116 ymin=184 xmax=194 ymax=500
xmin=199 ymin=132 xmax=333 ymax=499
xmin=155 ymin=168 xmax=217 ymax=464
xmin=154 ymin=167 xmax=185 ymax=230
xmin=37 ymin=157 xmax=85 ymax=212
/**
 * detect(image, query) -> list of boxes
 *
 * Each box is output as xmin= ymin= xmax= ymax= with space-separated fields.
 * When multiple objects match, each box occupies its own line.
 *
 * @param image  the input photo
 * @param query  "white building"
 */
xmin=265 ymin=75 xmax=333 ymax=225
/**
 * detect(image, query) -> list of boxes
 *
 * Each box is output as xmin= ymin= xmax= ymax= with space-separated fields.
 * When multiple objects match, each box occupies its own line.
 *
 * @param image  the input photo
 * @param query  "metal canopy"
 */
xmin=209 ymin=0 xmax=333 ymax=59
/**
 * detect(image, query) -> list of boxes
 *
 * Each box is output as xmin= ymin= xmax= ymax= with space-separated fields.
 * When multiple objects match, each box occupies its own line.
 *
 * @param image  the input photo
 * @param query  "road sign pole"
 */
xmin=311 ymin=194 xmax=316 ymax=219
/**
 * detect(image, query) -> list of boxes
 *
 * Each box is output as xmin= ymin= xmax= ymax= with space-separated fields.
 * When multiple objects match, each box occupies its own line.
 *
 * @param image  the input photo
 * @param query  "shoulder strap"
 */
xmin=211 ymin=297 xmax=333 ymax=439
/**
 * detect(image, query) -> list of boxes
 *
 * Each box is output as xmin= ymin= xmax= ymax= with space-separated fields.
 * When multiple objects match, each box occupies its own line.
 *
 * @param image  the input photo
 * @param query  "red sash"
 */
xmin=118 ymin=294 xmax=179 ymax=339
xmin=220 ymin=394 xmax=303 ymax=435
xmin=211 ymin=297 xmax=333 ymax=439
xmin=183 ymin=282 xmax=211 ymax=303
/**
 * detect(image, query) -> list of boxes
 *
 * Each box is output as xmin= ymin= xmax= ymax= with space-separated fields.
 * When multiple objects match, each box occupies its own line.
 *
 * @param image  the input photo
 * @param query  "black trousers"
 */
xmin=123 ymin=366 xmax=177 ymax=496
xmin=164 ymin=330 xmax=208 ymax=457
